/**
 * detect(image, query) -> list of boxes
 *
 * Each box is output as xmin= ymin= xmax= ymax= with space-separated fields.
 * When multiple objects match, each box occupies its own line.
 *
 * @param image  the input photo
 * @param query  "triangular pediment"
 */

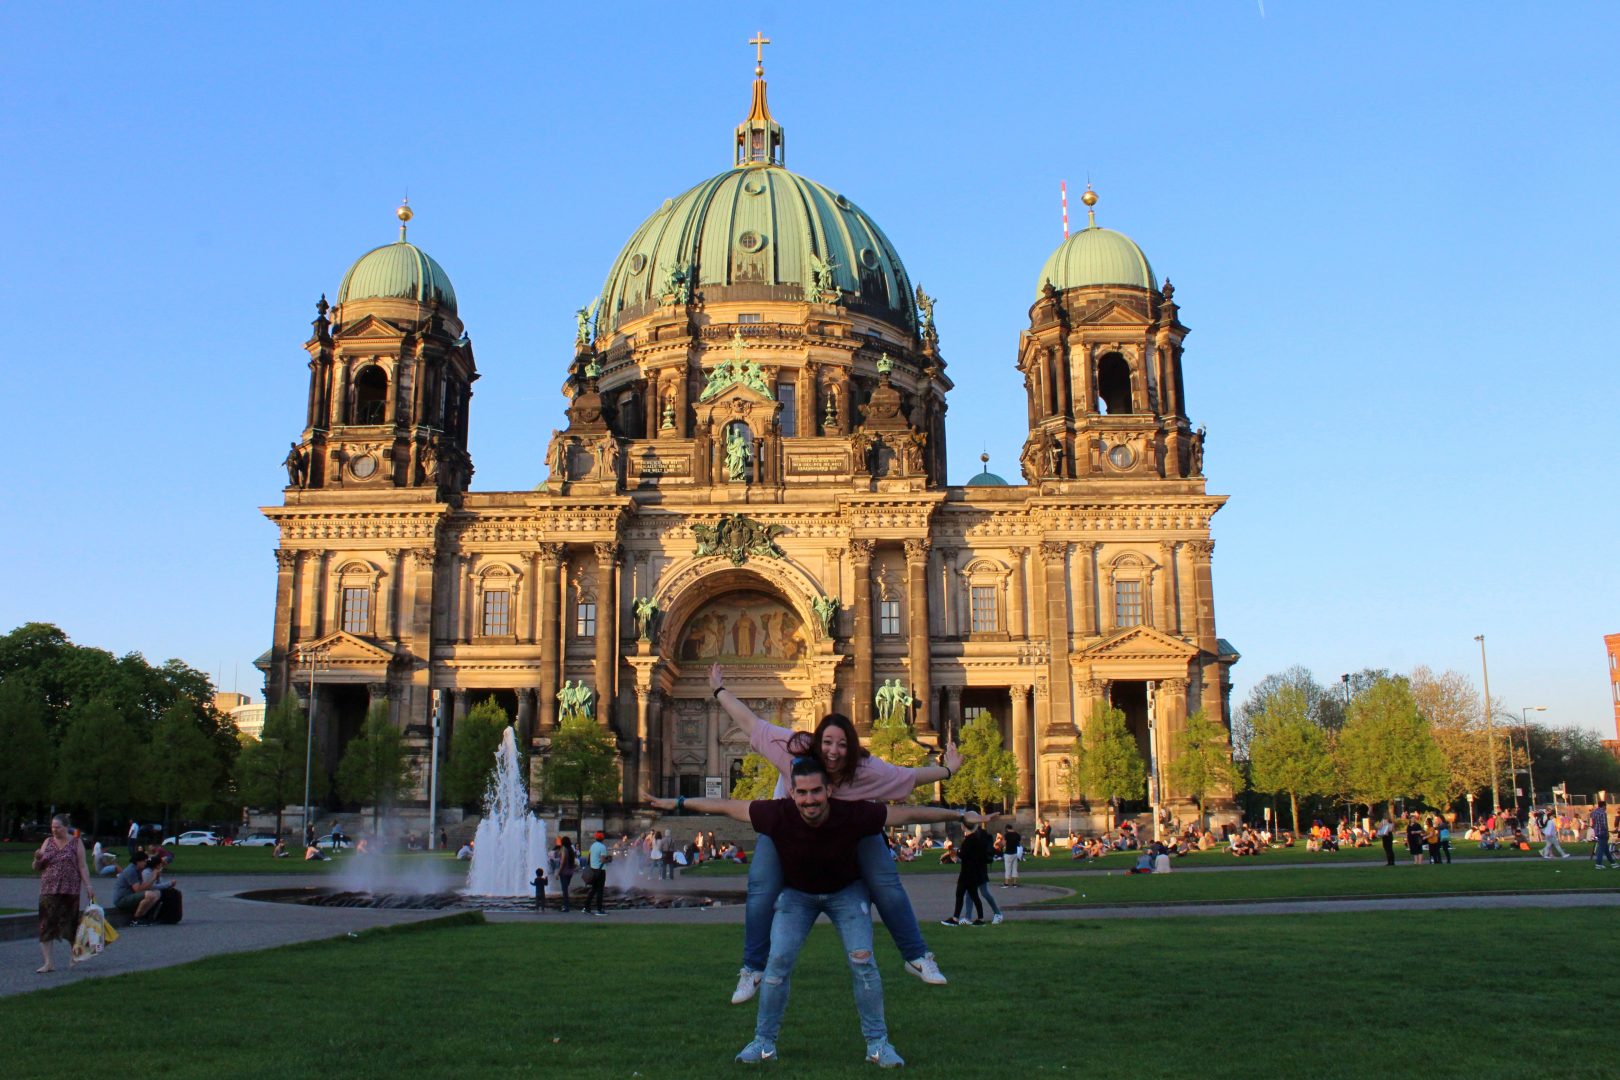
xmin=300 ymin=631 xmax=398 ymax=665
xmin=704 ymin=380 xmax=776 ymax=406
xmin=1078 ymin=625 xmax=1199 ymax=661
xmin=336 ymin=314 xmax=405 ymax=341
xmin=1077 ymin=300 xmax=1150 ymax=327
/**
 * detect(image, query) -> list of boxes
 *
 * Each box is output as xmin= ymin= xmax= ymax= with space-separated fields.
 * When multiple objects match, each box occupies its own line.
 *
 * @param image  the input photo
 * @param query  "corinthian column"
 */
xmin=593 ymin=542 xmax=618 ymax=728
xmin=536 ymin=543 xmax=563 ymax=734
xmin=905 ymin=538 xmax=933 ymax=733
xmin=1038 ymin=541 xmax=1075 ymax=736
xmin=849 ymin=539 xmax=875 ymax=733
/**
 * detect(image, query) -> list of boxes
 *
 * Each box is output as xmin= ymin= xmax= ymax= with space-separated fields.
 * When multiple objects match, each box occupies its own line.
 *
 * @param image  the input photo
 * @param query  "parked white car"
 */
xmin=162 ymin=830 xmax=221 ymax=846
xmin=314 ymin=833 xmax=352 ymax=851
xmin=236 ymin=833 xmax=279 ymax=847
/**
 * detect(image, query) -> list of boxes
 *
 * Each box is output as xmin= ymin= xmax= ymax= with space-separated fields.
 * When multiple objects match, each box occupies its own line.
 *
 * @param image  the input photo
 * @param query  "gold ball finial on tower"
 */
xmin=396 ymin=198 xmax=413 ymax=241
xmin=1081 ymin=183 xmax=1098 ymax=227
xmin=1080 ymin=186 xmax=1098 ymax=207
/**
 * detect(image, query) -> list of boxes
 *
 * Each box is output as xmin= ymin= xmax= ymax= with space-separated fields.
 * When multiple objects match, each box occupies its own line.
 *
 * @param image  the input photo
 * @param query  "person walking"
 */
xmin=126 ymin=819 xmax=140 ymax=860
xmin=1424 ymin=817 xmax=1443 ymax=866
xmin=531 ymin=863 xmax=548 ymax=912
xmin=1033 ymin=817 xmax=1052 ymax=859
xmin=1535 ymin=806 xmax=1570 ymax=859
xmin=658 ymin=829 xmax=676 ymax=880
xmin=1592 ymin=802 xmax=1615 ymax=870
xmin=585 ymin=831 xmax=610 ymax=915
xmin=1405 ymin=814 xmax=1425 ymax=865
xmin=1000 ymin=824 xmax=1022 ymax=886
xmin=1376 ymin=813 xmax=1396 ymax=866
xmin=941 ymin=819 xmax=1002 ymax=926
xmin=557 ymin=836 xmax=578 ymax=911
xmin=33 ymin=815 xmax=94 ymax=974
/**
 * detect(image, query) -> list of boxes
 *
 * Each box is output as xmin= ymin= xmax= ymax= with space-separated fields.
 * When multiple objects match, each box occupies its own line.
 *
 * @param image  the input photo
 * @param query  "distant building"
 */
xmin=1606 ymin=633 xmax=1620 ymax=756
xmin=215 ymin=692 xmax=266 ymax=741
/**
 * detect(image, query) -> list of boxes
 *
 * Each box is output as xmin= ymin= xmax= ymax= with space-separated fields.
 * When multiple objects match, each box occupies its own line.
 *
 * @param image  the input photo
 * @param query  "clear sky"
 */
xmin=3 ymin=4 xmax=1616 ymax=734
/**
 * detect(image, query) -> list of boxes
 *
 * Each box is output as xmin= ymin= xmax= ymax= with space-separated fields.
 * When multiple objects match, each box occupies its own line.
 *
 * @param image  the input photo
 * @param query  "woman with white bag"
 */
xmin=32 ymin=815 xmax=94 ymax=974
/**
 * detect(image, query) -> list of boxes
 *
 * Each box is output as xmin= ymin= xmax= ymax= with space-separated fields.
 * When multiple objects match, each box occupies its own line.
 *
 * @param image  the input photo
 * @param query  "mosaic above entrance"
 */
xmin=678 ymin=590 xmax=807 ymax=663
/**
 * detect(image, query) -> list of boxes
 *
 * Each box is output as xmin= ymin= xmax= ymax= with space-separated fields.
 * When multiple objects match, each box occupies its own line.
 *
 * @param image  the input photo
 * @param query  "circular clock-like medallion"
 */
xmin=1107 ymin=443 xmax=1135 ymax=469
xmin=737 ymin=230 xmax=766 ymax=253
xmin=859 ymin=247 xmax=879 ymax=269
xmin=350 ymin=454 xmax=378 ymax=479
xmin=628 ymin=253 xmax=647 ymax=275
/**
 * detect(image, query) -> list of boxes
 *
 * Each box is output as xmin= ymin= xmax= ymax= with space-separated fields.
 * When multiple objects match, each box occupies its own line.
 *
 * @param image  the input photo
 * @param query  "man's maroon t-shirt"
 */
xmin=749 ymin=798 xmax=886 ymax=894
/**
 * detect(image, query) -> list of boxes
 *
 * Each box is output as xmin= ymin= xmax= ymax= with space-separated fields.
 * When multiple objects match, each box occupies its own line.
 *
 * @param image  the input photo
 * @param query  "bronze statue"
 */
xmin=1046 ymin=434 xmax=1064 ymax=477
xmin=283 ymin=442 xmax=308 ymax=488
xmin=633 ymin=596 xmax=659 ymax=641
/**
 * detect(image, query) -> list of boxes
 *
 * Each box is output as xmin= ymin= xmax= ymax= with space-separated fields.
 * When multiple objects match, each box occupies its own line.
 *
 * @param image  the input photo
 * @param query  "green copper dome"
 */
xmin=337 ymin=241 xmax=458 ymax=314
xmin=1036 ymin=226 xmax=1155 ymax=297
xmin=598 ymin=164 xmax=914 ymax=332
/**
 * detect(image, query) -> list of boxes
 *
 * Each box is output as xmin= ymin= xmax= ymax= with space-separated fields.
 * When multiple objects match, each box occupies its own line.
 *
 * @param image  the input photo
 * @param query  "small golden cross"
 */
xmin=749 ymin=31 xmax=771 ymax=68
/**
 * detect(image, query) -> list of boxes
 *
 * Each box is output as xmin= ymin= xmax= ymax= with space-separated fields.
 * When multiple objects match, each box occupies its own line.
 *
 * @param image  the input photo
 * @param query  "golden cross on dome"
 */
xmin=749 ymin=31 xmax=771 ymax=75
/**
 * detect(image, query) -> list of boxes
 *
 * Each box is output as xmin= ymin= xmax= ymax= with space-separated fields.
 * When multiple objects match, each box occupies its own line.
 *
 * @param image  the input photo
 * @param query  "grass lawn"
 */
xmin=0 ymin=844 xmax=464 ymax=877
xmin=5 ymin=909 xmax=1617 ymax=1078
xmin=1032 ymin=858 xmax=1618 ymax=906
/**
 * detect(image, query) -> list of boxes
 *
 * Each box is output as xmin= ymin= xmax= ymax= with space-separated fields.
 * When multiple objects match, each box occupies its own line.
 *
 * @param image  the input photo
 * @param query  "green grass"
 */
xmin=0 ymin=907 xmax=24 ymax=915
xmin=0 ymin=845 xmax=464 ymax=877
xmin=1033 ymin=858 xmax=1618 ymax=906
xmin=4 ymin=910 xmax=1617 ymax=1078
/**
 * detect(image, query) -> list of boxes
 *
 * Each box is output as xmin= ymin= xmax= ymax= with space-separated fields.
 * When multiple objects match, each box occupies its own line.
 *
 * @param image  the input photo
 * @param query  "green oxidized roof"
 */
xmin=964 ymin=470 xmax=1009 ymax=487
xmin=1036 ymin=226 xmax=1155 ymax=297
xmin=337 ymin=241 xmax=458 ymax=314
xmin=598 ymin=165 xmax=913 ymax=331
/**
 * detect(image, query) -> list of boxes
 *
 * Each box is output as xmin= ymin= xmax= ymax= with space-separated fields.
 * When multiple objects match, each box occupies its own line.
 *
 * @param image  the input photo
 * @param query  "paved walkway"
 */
xmin=5 ymin=861 xmax=1616 ymax=1000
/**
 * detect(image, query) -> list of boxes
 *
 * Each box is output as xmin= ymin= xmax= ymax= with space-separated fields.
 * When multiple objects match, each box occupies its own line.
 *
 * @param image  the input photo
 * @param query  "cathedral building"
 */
xmin=261 ymin=51 xmax=1238 ymax=826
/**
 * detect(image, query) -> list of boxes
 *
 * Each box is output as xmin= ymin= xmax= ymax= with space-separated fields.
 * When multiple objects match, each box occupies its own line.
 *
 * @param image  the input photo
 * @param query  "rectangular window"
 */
xmin=1114 ymin=579 xmax=1144 ymax=627
xmin=963 ymin=706 xmax=990 ymax=725
xmin=575 ymin=601 xmax=597 ymax=638
xmin=776 ymin=383 xmax=796 ymax=437
xmin=341 ymin=587 xmax=370 ymax=634
xmin=737 ymin=313 xmax=761 ymax=324
xmin=970 ymin=586 xmax=998 ymax=633
xmin=482 ymin=590 xmax=511 ymax=637
xmin=879 ymin=599 xmax=901 ymax=636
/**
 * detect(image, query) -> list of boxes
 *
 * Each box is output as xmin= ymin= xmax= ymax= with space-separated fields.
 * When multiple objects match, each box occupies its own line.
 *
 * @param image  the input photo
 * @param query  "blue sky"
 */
xmin=2 ymin=4 xmax=1616 ymax=734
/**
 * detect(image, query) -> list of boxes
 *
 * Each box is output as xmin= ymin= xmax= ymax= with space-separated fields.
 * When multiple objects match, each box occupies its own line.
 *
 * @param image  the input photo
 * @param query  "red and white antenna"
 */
xmin=1061 ymin=180 xmax=1070 ymax=239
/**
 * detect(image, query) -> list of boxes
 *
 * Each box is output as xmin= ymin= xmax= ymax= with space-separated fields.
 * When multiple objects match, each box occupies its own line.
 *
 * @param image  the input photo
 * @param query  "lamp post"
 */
xmin=1474 ymin=635 xmax=1499 ymax=815
xmin=1520 ymin=706 xmax=1547 ymax=807
xmin=297 ymin=644 xmax=329 ymax=847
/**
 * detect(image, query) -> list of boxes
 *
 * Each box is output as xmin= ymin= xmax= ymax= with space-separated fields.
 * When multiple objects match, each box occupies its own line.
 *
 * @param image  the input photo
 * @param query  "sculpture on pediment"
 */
xmin=283 ymin=442 xmax=308 ymax=488
xmin=811 ymin=594 xmax=839 ymax=637
xmin=693 ymin=513 xmax=786 ymax=566
xmin=546 ymin=430 xmax=569 ymax=481
xmin=558 ymin=680 xmax=594 ymax=723
xmin=596 ymin=433 xmax=621 ymax=480
xmin=807 ymin=252 xmax=840 ymax=304
xmin=875 ymin=679 xmax=910 ymax=725
xmin=659 ymin=262 xmax=693 ymax=305
xmin=725 ymin=430 xmax=750 ymax=482
xmin=1190 ymin=426 xmax=1206 ymax=475
xmin=574 ymin=301 xmax=596 ymax=347
xmin=633 ymin=596 xmax=659 ymax=641
xmin=915 ymin=285 xmax=937 ymax=343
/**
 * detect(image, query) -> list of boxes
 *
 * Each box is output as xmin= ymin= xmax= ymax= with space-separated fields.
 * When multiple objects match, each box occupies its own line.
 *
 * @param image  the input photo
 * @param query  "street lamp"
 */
xmin=1520 ymin=706 xmax=1547 ymax=807
xmin=297 ymin=644 xmax=329 ymax=846
xmin=1474 ymin=635 xmax=1499 ymax=815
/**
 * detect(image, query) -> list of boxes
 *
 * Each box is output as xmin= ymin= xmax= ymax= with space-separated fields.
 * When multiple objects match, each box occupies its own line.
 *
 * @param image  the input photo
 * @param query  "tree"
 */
xmin=0 ymin=679 xmax=52 ymax=837
xmin=1410 ymin=665 xmax=1506 ymax=809
xmin=1079 ymin=703 xmax=1146 ymax=817
xmin=943 ymin=713 xmax=1017 ymax=814
xmin=236 ymin=702 xmax=326 ymax=838
xmin=730 ymin=752 xmax=780 ymax=799
xmin=1166 ymin=709 xmax=1239 ymax=828
xmin=143 ymin=699 xmax=220 ymax=832
xmin=336 ymin=706 xmax=415 ymax=833
xmin=445 ymin=697 xmax=511 ymax=809
xmin=1528 ymin=723 xmax=1620 ymax=801
xmin=1337 ymin=677 xmax=1448 ymax=815
xmin=1247 ymin=686 xmax=1334 ymax=832
xmin=54 ymin=696 xmax=140 ymax=835
xmin=540 ymin=715 xmax=620 ymax=843
xmin=868 ymin=713 xmax=930 ymax=804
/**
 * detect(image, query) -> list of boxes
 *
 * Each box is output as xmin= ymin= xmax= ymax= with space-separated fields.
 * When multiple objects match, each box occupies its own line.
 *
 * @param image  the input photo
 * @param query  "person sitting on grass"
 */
xmin=939 ymin=838 xmax=958 ymax=865
xmin=304 ymin=844 xmax=327 ymax=862
xmin=649 ymin=759 xmax=991 ymax=1069
xmin=272 ymin=838 xmax=288 ymax=858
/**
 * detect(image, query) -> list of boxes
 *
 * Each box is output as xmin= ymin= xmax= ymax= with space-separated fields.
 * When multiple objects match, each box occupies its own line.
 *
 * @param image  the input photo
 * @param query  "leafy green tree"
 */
xmin=0 ymin=679 xmax=53 ymax=837
xmin=236 ymin=701 xmax=326 ymax=838
xmin=730 ymin=752 xmax=780 ymax=799
xmin=445 ymin=698 xmax=511 ymax=809
xmin=1409 ymin=665 xmax=1510 ymax=809
xmin=540 ymin=714 xmax=620 ymax=843
xmin=1248 ymin=686 xmax=1334 ymax=832
xmin=1166 ymin=709 xmax=1239 ymax=829
xmin=1079 ymin=703 xmax=1146 ymax=816
xmin=142 ymin=699 xmax=220 ymax=832
xmin=54 ymin=696 xmax=140 ymax=835
xmin=1338 ymin=677 xmax=1448 ymax=815
xmin=943 ymin=713 xmax=1018 ymax=814
xmin=1527 ymin=723 xmax=1620 ymax=801
xmin=336 ymin=706 xmax=415 ymax=833
xmin=869 ymin=713 xmax=930 ymax=804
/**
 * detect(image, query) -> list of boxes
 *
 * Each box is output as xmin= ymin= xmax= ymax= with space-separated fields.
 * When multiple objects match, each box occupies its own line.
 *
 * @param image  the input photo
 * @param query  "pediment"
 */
xmin=719 ymin=722 xmax=751 ymax=747
xmin=1077 ymin=300 xmax=1150 ymax=327
xmin=336 ymin=313 xmax=406 ymax=340
xmin=300 ymin=631 xmax=398 ymax=666
xmin=1078 ymin=625 xmax=1199 ymax=661
xmin=703 ymin=381 xmax=777 ymax=407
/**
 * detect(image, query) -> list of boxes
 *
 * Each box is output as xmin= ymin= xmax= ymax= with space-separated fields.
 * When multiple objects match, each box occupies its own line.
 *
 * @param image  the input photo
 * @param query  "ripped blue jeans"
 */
xmin=743 ymin=834 xmax=927 ymax=971
xmin=754 ymin=881 xmax=886 ymax=1047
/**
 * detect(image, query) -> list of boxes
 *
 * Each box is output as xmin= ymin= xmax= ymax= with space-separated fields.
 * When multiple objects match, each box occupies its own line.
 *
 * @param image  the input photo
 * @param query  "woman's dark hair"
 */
xmin=561 ymin=835 xmax=574 ymax=848
xmin=784 ymin=713 xmax=870 ymax=786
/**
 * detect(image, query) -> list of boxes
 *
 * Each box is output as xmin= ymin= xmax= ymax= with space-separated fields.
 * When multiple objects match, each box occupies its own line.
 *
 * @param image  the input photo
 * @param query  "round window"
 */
xmin=743 ymin=177 xmax=766 ymax=196
xmin=350 ymin=454 xmax=378 ymax=479
xmin=1106 ymin=444 xmax=1135 ymax=470
xmin=859 ymin=247 xmax=879 ymax=270
xmin=737 ymin=230 xmax=767 ymax=253
xmin=834 ymin=194 xmax=851 ymax=209
xmin=629 ymin=253 xmax=647 ymax=275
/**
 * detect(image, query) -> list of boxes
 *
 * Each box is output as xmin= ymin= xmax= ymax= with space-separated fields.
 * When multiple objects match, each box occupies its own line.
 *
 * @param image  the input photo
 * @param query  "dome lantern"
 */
xmin=735 ymin=32 xmax=784 ymax=167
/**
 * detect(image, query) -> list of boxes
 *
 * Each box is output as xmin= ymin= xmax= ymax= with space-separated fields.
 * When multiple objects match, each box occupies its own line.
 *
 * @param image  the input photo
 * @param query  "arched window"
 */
xmin=1097 ymin=353 xmax=1132 ymax=415
xmin=354 ymin=365 xmax=389 ymax=424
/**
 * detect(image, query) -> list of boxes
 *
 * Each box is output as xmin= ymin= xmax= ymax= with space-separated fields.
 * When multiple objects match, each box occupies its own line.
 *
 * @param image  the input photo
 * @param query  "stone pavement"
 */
xmin=6 ymin=862 xmax=1617 ymax=1000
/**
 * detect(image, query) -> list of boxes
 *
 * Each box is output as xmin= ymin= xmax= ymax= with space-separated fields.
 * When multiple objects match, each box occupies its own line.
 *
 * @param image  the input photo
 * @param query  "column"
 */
xmin=1076 ymin=541 xmax=1098 ymax=636
xmin=849 ymin=539 xmax=875 ymax=733
xmin=385 ymin=549 xmax=406 ymax=640
xmin=375 ymin=557 xmax=393 ymax=641
xmin=1190 ymin=540 xmax=1217 ymax=653
xmin=516 ymin=689 xmax=535 ymax=754
xmin=937 ymin=548 xmax=956 ymax=638
xmin=1008 ymin=547 xmax=1028 ymax=638
xmin=633 ymin=688 xmax=653 ymax=804
xmin=593 ymin=542 xmax=618 ymax=727
xmin=458 ymin=555 xmax=475 ymax=643
xmin=1038 ymin=541 xmax=1075 ymax=736
xmin=1157 ymin=542 xmax=1178 ymax=634
xmin=409 ymin=548 xmax=436 ymax=648
xmin=1011 ymin=684 xmax=1032 ymax=807
xmin=537 ymin=544 xmax=563 ymax=734
xmin=273 ymin=550 xmax=299 ymax=700
xmin=1176 ymin=542 xmax=1197 ymax=641
xmin=945 ymin=685 xmax=962 ymax=743
xmin=904 ymin=538 xmax=933 ymax=733
xmin=1155 ymin=677 xmax=1190 ymax=803
xmin=1077 ymin=679 xmax=1109 ymax=735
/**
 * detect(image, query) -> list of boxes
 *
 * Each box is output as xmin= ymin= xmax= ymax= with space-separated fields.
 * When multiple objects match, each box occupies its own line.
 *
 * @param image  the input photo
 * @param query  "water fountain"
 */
xmin=464 ymin=726 xmax=549 ymax=896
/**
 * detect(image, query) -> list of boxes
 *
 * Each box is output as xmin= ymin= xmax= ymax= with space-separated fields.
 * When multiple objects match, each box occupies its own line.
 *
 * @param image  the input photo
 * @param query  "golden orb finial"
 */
xmin=396 ymin=199 xmax=413 ymax=241
xmin=1081 ymin=183 xmax=1098 ymax=227
xmin=1080 ymin=186 xmax=1098 ymax=207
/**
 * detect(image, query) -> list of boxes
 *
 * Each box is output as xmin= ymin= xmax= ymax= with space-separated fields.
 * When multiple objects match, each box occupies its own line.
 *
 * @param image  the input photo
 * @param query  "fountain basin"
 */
xmin=238 ymin=886 xmax=745 ymax=912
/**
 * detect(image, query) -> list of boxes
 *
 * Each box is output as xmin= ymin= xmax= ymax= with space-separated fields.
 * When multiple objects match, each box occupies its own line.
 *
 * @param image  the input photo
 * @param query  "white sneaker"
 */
xmin=991 ymin=913 xmax=1004 ymax=924
xmin=904 ymin=952 xmax=947 ymax=985
xmin=731 ymin=968 xmax=763 ymax=1005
